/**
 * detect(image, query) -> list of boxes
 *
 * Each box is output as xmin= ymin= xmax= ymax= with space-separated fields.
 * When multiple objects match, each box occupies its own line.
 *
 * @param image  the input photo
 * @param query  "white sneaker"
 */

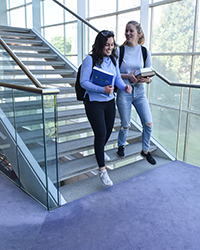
xmin=98 ymin=169 xmax=113 ymax=186
xmin=106 ymin=165 xmax=114 ymax=170
xmin=104 ymin=152 xmax=110 ymax=161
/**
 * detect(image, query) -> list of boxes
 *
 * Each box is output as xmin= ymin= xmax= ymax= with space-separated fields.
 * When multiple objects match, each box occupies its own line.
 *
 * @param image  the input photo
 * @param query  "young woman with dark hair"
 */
xmin=80 ymin=30 xmax=132 ymax=186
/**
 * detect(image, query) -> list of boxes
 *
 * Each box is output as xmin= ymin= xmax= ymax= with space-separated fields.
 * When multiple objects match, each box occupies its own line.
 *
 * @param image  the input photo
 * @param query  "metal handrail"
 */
xmin=0 ymin=81 xmax=60 ymax=95
xmin=155 ymin=71 xmax=200 ymax=89
xmin=52 ymin=0 xmax=99 ymax=33
xmin=0 ymin=38 xmax=44 ymax=89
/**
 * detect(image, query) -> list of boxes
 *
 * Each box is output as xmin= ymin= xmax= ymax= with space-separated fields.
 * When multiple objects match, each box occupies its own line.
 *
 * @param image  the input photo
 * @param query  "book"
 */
xmin=92 ymin=66 xmax=114 ymax=86
xmin=134 ymin=67 xmax=156 ymax=78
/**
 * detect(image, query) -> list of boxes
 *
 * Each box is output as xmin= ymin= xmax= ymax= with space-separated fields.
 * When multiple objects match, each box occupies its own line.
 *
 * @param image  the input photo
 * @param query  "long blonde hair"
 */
xmin=122 ymin=20 xmax=145 ymax=46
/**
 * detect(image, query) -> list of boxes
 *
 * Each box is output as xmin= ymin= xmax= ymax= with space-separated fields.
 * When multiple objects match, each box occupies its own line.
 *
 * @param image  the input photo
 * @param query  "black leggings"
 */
xmin=84 ymin=95 xmax=115 ymax=168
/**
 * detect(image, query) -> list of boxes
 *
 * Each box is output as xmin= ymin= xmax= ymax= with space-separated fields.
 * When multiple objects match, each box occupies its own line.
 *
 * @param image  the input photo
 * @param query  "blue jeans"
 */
xmin=116 ymin=88 xmax=152 ymax=152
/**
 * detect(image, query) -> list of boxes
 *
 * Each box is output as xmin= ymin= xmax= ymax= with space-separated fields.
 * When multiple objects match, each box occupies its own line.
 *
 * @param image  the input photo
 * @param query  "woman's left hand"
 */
xmin=104 ymin=85 xmax=114 ymax=95
xmin=125 ymin=85 xmax=132 ymax=94
xmin=145 ymin=77 xmax=152 ymax=84
xmin=137 ymin=76 xmax=152 ymax=84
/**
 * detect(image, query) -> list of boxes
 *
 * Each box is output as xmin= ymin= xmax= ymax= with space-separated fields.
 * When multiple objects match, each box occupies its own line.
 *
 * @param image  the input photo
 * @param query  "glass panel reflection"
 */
xmin=0 ymin=84 xmax=60 ymax=210
xmin=187 ymin=114 xmax=200 ymax=167
xmin=151 ymin=1 xmax=195 ymax=53
xmin=151 ymin=105 xmax=179 ymax=156
xmin=149 ymin=76 xmax=182 ymax=108
xmin=152 ymin=55 xmax=191 ymax=83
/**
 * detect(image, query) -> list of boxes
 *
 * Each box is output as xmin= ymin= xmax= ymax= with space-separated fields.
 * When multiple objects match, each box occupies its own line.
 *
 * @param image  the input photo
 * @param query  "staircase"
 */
xmin=0 ymin=25 xmax=175 ymax=206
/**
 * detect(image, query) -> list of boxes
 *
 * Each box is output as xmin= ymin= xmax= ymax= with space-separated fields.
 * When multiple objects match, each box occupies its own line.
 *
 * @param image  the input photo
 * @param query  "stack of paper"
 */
xmin=134 ymin=67 xmax=156 ymax=78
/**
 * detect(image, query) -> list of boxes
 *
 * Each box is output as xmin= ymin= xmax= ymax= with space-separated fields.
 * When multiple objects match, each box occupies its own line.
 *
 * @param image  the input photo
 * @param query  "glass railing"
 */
xmin=0 ymin=41 xmax=63 ymax=210
xmin=131 ymin=73 xmax=200 ymax=168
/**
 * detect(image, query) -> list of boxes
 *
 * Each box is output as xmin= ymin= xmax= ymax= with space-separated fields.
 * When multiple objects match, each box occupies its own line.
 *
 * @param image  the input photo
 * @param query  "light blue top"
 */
xmin=116 ymin=44 xmax=152 ymax=98
xmin=80 ymin=55 xmax=126 ymax=102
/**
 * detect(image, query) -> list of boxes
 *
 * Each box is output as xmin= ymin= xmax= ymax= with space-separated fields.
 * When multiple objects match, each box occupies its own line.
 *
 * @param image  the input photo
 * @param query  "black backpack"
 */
xmin=114 ymin=45 xmax=147 ymax=92
xmin=75 ymin=55 xmax=94 ymax=101
xmin=75 ymin=55 xmax=116 ymax=101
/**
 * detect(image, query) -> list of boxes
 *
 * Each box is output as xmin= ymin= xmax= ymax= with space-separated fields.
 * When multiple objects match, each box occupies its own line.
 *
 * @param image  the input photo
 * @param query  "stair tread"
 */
xmin=1 ymin=97 xmax=80 ymax=111
xmin=2 ymin=78 xmax=75 ymax=84
xmin=15 ymin=52 xmax=57 ymax=58
xmin=60 ymin=156 xmax=172 ymax=203
xmin=0 ymin=87 xmax=74 ymax=98
xmin=0 ymin=60 xmax=65 ymax=66
xmin=3 ymin=38 xmax=43 ymax=45
xmin=4 ymin=69 xmax=74 ymax=75
xmin=30 ymin=130 xmax=141 ymax=163
xmin=9 ymin=108 xmax=86 ymax=126
xmin=19 ymin=118 xmax=121 ymax=144
xmin=0 ymin=25 xmax=30 ymax=33
xmin=0 ymin=31 xmax=36 ymax=38
xmin=24 ymin=61 xmax=66 ymax=66
xmin=9 ymin=45 xmax=50 ymax=51
xmin=50 ymin=143 xmax=157 ymax=182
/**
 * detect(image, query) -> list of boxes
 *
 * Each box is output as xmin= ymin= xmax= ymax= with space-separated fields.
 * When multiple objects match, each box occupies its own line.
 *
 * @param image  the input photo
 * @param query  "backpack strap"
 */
xmin=119 ymin=45 xmax=147 ymax=68
xmin=141 ymin=46 xmax=147 ymax=67
xmin=88 ymin=54 xmax=94 ymax=78
xmin=110 ymin=54 xmax=116 ymax=66
xmin=119 ymin=46 xmax=124 ymax=68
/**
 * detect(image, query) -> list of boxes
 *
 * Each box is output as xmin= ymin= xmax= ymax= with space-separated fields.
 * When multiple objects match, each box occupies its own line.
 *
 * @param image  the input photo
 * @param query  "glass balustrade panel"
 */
xmin=0 ymin=44 xmax=38 ymax=88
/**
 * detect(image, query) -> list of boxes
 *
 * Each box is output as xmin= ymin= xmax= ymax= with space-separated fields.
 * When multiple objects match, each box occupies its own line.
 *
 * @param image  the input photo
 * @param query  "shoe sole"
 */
xmin=98 ymin=174 xmax=113 ymax=186
xmin=99 ymin=178 xmax=113 ymax=186
xmin=140 ymin=153 xmax=156 ymax=165
xmin=116 ymin=153 xmax=125 ymax=159
xmin=105 ymin=158 xmax=110 ymax=161
xmin=106 ymin=165 xmax=114 ymax=170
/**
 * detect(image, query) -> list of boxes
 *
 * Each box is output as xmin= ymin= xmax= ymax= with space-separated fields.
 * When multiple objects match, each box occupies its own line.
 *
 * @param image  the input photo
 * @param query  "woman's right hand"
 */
xmin=104 ymin=85 xmax=114 ymax=95
xmin=128 ymin=71 xmax=137 ymax=83
xmin=125 ymin=85 xmax=132 ymax=94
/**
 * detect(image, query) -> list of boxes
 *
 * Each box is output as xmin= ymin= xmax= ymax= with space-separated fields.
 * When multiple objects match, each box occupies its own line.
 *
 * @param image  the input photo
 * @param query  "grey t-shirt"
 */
xmin=117 ymin=44 xmax=152 ymax=85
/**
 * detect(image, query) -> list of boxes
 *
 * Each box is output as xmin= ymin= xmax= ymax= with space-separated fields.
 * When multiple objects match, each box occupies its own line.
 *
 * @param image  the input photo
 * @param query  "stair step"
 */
xmin=15 ymin=52 xmax=58 ymax=59
xmin=30 ymin=130 xmax=141 ymax=163
xmin=57 ymin=86 xmax=75 ymax=94
xmin=19 ymin=118 xmax=121 ymax=144
xmin=9 ymin=108 xmax=86 ymax=126
xmin=57 ymin=130 xmax=139 ymax=157
xmin=20 ymin=121 xmax=91 ymax=144
xmin=1 ymin=97 xmax=77 ymax=111
xmin=9 ymin=45 xmax=50 ymax=52
xmin=0 ymin=25 xmax=30 ymax=33
xmin=60 ymin=156 xmax=172 ymax=203
xmin=3 ymin=69 xmax=74 ymax=75
xmin=23 ymin=61 xmax=66 ymax=66
xmin=2 ymin=78 xmax=75 ymax=85
xmin=50 ymin=143 xmax=157 ymax=182
xmin=0 ymin=31 xmax=36 ymax=39
xmin=3 ymin=38 xmax=43 ymax=45
xmin=0 ymin=87 xmax=75 ymax=99
xmin=0 ymin=60 xmax=65 ymax=66
xmin=39 ymin=78 xmax=76 ymax=84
